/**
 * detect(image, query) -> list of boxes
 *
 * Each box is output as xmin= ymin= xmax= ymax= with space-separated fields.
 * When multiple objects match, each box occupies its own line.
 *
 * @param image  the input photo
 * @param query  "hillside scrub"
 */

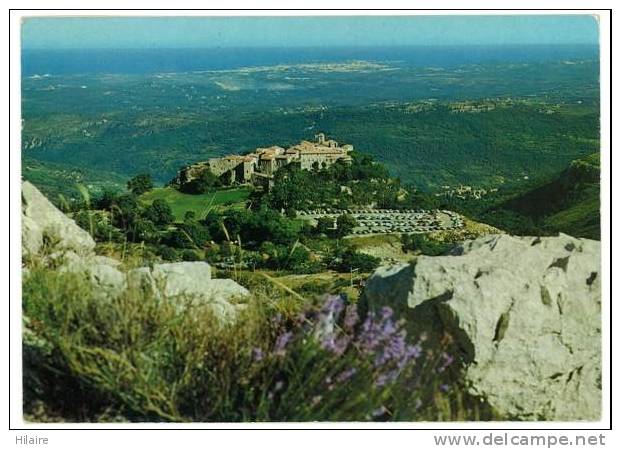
xmin=22 ymin=265 xmax=490 ymax=422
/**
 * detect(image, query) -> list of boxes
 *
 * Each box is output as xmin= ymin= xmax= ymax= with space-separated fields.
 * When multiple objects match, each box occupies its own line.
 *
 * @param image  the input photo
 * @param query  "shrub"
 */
xmin=93 ymin=189 xmax=119 ymax=211
xmin=314 ymin=216 xmax=335 ymax=235
xmin=23 ymin=270 xmax=472 ymax=422
xmin=326 ymin=248 xmax=381 ymax=273
xmin=157 ymin=245 xmax=178 ymax=261
xmin=402 ymin=234 xmax=454 ymax=256
xmin=181 ymin=249 xmax=201 ymax=261
xmin=127 ymin=218 xmax=159 ymax=243
xmin=110 ymin=194 xmax=140 ymax=229
xmin=127 ymin=173 xmax=154 ymax=195
xmin=74 ymin=210 xmax=123 ymax=243
xmin=143 ymin=199 xmax=174 ymax=226
xmin=180 ymin=171 xmax=220 ymax=194
xmin=165 ymin=222 xmax=211 ymax=249
xmin=334 ymin=214 xmax=358 ymax=238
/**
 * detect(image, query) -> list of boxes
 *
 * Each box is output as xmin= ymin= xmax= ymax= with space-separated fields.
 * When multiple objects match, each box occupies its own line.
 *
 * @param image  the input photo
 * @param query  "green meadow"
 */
xmin=140 ymin=187 xmax=252 ymax=221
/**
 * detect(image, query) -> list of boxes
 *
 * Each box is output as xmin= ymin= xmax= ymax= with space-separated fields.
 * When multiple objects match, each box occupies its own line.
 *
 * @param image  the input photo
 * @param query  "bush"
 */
xmin=110 ymin=194 xmax=140 ymax=229
xmin=23 ymin=270 xmax=473 ymax=422
xmin=204 ymin=208 xmax=299 ymax=248
xmin=181 ymin=249 xmax=202 ymax=261
xmin=326 ymin=248 xmax=381 ymax=273
xmin=258 ymin=241 xmax=321 ymax=273
xmin=180 ymin=171 xmax=220 ymax=194
xmin=157 ymin=245 xmax=178 ymax=261
xmin=165 ymin=222 xmax=211 ymax=249
xmin=314 ymin=216 xmax=335 ymax=235
xmin=334 ymin=214 xmax=358 ymax=238
xmin=402 ymin=234 xmax=454 ymax=256
xmin=127 ymin=218 xmax=159 ymax=243
xmin=93 ymin=189 xmax=119 ymax=210
xmin=127 ymin=173 xmax=154 ymax=196
xmin=74 ymin=210 xmax=123 ymax=242
xmin=143 ymin=199 xmax=174 ymax=227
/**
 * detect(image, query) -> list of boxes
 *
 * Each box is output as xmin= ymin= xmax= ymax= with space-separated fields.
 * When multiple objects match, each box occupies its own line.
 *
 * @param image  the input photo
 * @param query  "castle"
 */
xmin=172 ymin=134 xmax=354 ymax=188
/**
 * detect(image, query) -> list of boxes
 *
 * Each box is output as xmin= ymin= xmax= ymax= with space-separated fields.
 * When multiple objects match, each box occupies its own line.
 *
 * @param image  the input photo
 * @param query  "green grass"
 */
xmin=140 ymin=187 xmax=252 ymax=221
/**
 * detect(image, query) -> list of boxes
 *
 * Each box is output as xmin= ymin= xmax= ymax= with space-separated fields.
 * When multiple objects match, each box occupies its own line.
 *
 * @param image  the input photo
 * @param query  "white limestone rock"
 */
xmin=22 ymin=181 xmax=95 ymax=257
xmin=363 ymin=233 xmax=601 ymax=421
xmin=129 ymin=262 xmax=249 ymax=321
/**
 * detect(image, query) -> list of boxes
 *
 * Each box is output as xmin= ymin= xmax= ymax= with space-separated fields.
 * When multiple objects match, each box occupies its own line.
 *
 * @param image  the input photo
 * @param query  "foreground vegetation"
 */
xmin=23 ymin=264 xmax=494 ymax=422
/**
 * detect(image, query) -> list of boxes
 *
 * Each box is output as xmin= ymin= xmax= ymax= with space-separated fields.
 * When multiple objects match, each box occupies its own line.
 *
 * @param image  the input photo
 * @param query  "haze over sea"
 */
xmin=22 ymin=45 xmax=599 ymax=76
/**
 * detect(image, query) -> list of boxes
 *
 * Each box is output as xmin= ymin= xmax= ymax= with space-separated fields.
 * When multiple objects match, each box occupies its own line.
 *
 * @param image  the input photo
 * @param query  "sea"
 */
xmin=21 ymin=45 xmax=599 ymax=77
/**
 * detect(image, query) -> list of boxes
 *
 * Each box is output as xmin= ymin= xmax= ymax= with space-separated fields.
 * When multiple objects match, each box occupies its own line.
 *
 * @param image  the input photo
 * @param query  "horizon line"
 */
xmin=22 ymin=43 xmax=600 ymax=51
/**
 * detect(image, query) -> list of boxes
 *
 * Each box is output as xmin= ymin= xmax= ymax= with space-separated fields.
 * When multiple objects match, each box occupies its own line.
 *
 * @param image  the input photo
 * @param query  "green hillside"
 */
xmin=21 ymin=59 xmax=599 ymax=190
xmin=473 ymin=153 xmax=600 ymax=239
xmin=22 ymin=157 xmax=126 ymax=204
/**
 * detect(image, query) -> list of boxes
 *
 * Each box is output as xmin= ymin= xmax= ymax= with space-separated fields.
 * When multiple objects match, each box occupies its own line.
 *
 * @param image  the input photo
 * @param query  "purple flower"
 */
xmin=381 ymin=306 xmax=394 ymax=320
xmin=375 ymin=369 xmax=399 ymax=387
xmin=405 ymin=343 xmax=422 ymax=360
xmin=274 ymin=331 xmax=293 ymax=356
xmin=437 ymin=352 xmax=455 ymax=372
xmin=336 ymin=367 xmax=357 ymax=383
xmin=440 ymin=384 xmax=450 ymax=392
xmin=343 ymin=304 xmax=359 ymax=330
xmin=322 ymin=295 xmax=345 ymax=317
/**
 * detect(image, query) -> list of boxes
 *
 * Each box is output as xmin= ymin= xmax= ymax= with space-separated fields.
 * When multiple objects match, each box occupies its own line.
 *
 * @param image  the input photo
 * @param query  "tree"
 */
xmin=315 ymin=216 xmax=335 ymax=235
xmin=334 ymin=214 xmax=358 ymax=238
xmin=184 ymin=211 xmax=197 ymax=223
xmin=127 ymin=218 xmax=158 ymax=243
xmin=111 ymin=194 xmax=139 ymax=229
xmin=127 ymin=173 xmax=154 ymax=195
xmin=143 ymin=199 xmax=174 ymax=226
xmin=166 ymin=222 xmax=211 ymax=249
xmin=339 ymin=249 xmax=380 ymax=272
xmin=93 ymin=189 xmax=119 ymax=210
xmin=401 ymin=234 xmax=453 ymax=256
xmin=181 ymin=171 xmax=219 ymax=194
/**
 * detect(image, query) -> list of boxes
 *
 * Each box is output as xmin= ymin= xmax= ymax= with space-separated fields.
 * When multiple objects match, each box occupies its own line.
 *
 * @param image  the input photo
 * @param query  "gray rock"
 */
xmin=88 ymin=263 xmax=126 ymax=300
xmin=22 ymin=181 xmax=95 ymax=256
xmin=22 ymin=215 xmax=43 ymax=258
xmin=363 ymin=233 xmax=601 ymax=421
xmin=129 ymin=262 xmax=249 ymax=321
xmin=22 ymin=183 xmax=249 ymax=321
xmin=151 ymin=261 xmax=212 ymax=293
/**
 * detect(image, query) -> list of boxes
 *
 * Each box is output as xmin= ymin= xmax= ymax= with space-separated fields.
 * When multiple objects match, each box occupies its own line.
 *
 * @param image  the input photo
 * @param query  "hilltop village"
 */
xmin=171 ymin=133 xmax=353 ymax=189
xmin=167 ymin=134 xmax=466 ymax=237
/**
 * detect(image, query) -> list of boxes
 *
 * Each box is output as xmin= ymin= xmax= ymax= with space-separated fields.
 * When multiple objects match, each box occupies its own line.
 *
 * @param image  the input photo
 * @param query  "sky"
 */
xmin=21 ymin=15 xmax=599 ymax=49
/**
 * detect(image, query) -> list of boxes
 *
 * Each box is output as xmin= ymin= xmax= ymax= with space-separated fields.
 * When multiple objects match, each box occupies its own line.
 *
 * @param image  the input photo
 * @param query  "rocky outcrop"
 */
xmin=22 ymin=181 xmax=249 ymax=321
xmin=127 ymin=262 xmax=249 ymax=320
xmin=363 ymin=233 xmax=601 ymax=421
xmin=22 ymin=181 xmax=95 ymax=257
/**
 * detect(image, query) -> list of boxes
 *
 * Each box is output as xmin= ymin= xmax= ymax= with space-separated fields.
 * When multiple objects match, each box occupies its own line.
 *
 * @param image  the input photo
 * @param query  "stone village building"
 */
xmin=171 ymin=134 xmax=354 ymax=189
